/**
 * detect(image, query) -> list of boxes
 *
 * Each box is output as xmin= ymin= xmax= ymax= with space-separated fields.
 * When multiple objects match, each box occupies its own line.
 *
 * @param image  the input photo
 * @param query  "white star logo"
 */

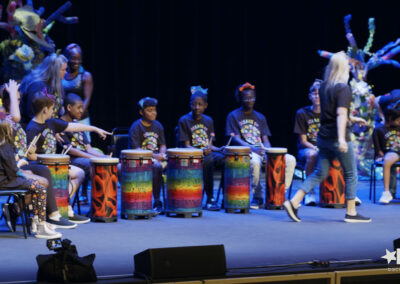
xmin=381 ymin=249 xmax=397 ymax=264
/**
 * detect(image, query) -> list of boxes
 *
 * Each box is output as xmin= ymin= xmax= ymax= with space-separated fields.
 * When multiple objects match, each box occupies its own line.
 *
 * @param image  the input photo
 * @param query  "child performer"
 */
xmin=226 ymin=82 xmax=296 ymax=209
xmin=60 ymin=93 xmax=109 ymax=204
xmin=0 ymin=117 xmax=62 ymax=239
xmin=128 ymin=97 xmax=167 ymax=214
xmin=178 ymin=86 xmax=224 ymax=211
xmin=284 ymin=51 xmax=370 ymax=223
xmin=26 ymin=91 xmax=111 ymax=224
xmin=373 ymin=102 xmax=400 ymax=204
xmin=2 ymin=80 xmax=77 ymax=229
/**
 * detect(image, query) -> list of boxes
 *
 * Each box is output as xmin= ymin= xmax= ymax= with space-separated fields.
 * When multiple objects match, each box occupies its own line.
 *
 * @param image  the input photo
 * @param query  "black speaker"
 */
xmin=134 ymin=244 xmax=226 ymax=281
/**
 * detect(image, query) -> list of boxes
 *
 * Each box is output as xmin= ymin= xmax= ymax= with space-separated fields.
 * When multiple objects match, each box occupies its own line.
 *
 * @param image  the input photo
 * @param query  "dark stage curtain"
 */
xmin=1 ymin=0 xmax=400 ymax=154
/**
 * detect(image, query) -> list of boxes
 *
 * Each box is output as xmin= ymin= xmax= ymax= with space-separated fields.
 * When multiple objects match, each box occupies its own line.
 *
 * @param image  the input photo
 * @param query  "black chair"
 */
xmin=110 ymin=127 xmax=130 ymax=158
xmin=369 ymin=160 xmax=400 ymax=203
xmin=0 ymin=189 xmax=31 ymax=238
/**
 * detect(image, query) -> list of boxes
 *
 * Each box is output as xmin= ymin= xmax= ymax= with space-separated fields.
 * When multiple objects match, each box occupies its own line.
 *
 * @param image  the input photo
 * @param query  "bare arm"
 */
xmin=82 ymin=72 xmax=93 ymax=115
xmin=337 ymin=107 xmax=348 ymax=152
xmin=5 ymin=80 xmax=21 ymax=122
xmin=68 ymin=147 xmax=97 ymax=159
xmin=299 ymin=134 xmax=316 ymax=149
xmin=64 ymin=123 xmax=112 ymax=139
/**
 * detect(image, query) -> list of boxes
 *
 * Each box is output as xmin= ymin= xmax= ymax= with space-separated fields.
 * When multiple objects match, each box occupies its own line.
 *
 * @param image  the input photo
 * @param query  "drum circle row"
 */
xmin=36 ymin=147 xmax=345 ymax=222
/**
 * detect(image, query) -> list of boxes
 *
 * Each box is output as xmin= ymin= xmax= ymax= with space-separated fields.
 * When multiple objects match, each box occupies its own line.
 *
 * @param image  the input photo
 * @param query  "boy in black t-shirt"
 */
xmin=226 ymin=82 xmax=296 ymax=209
xmin=60 ymin=93 xmax=109 ymax=203
xmin=178 ymin=86 xmax=224 ymax=211
xmin=373 ymin=102 xmax=400 ymax=204
xmin=129 ymin=97 xmax=167 ymax=214
xmin=26 ymin=92 xmax=110 ymax=224
xmin=293 ymin=79 xmax=321 ymax=205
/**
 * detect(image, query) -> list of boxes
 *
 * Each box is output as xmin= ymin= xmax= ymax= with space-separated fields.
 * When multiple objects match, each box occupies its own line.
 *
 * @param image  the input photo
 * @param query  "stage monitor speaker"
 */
xmin=134 ymin=244 xmax=226 ymax=281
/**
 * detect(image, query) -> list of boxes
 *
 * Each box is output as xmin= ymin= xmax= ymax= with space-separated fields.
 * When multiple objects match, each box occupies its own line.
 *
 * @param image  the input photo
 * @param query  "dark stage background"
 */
xmin=1 ymin=0 xmax=400 ymax=154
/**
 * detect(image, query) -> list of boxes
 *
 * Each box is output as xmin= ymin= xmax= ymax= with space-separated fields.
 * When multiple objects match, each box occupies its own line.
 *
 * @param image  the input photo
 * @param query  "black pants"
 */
xmin=21 ymin=164 xmax=58 ymax=215
xmin=202 ymin=151 xmax=225 ymax=201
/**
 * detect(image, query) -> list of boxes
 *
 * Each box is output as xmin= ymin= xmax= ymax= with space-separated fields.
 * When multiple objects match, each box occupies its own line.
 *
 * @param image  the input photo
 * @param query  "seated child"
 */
xmin=226 ymin=82 xmax=296 ymax=209
xmin=373 ymin=102 xmax=400 ymax=204
xmin=128 ymin=97 xmax=167 ymax=214
xmin=178 ymin=86 xmax=224 ymax=211
xmin=25 ymin=91 xmax=110 ymax=223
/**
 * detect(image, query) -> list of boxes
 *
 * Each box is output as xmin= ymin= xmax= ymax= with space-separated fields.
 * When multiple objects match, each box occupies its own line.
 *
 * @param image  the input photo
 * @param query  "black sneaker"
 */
xmin=344 ymin=213 xmax=371 ymax=223
xmin=283 ymin=200 xmax=301 ymax=222
xmin=205 ymin=198 xmax=220 ymax=211
xmin=47 ymin=217 xmax=77 ymax=229
xmin=153 ymin=201 xmax=164 ymax=215
xmin=2 ymin=203 xmax=14 ymax=232
xmin=69 ymin=214 xmax=90 ymax=224
xmin=250 ymin=197 xmax=263 ymax=210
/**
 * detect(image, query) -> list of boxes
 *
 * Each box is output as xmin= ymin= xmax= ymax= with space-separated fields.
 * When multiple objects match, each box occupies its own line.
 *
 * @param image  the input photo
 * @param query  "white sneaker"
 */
xmin=35 ymin=224 xmax=62 ymax=239
xmin=379 ymin=191 xmax=393 ymax=204
xmin=305 ymin=192 xmax=317 ymax=206
xmin=32 ymin=221 xmax=56 ymax=233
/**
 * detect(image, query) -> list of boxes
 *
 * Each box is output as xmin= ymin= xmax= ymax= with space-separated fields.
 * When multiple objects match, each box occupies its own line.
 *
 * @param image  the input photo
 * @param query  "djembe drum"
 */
xmin=265 ymin=147 xmax=287 ymax=209
xmin=319 ymin=159 xmax=345 ymax=208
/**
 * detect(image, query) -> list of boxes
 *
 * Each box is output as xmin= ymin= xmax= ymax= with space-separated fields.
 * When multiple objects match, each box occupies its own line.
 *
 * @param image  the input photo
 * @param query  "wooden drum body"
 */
xmin=90 ymin=157 xmax=119 ymax=222
xmin=120 ymin=150 xmax=153 ymax=219
xmin=37 ymin=154 xmax=70 ymax=218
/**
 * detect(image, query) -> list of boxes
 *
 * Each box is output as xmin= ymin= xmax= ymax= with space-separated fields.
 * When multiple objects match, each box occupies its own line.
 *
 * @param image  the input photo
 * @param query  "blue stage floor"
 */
xmin=0 ymin=178 xmax=398 ymax=282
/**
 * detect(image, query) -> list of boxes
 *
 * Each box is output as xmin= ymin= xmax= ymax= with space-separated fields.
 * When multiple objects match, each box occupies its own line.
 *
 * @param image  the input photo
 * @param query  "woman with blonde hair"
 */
xmin=284 ymin=51 xmax=371 ymax=223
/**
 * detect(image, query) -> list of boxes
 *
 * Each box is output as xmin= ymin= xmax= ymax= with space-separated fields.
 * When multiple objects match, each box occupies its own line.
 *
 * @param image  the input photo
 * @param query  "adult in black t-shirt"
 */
xmin=293 ymin=79 xmax=321 ymax=205
xmin=284 ymin=51 xmax=371 ymax=223
xmin=178 ymin=86 xmax=224 ymax=211
xmin=129 ymin=97 xmax=167 ymax=214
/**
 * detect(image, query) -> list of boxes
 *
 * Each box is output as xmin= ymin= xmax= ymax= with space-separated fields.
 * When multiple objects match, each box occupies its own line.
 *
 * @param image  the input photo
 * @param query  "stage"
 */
xmin=0 ymin=178 xmax=399 ymax=283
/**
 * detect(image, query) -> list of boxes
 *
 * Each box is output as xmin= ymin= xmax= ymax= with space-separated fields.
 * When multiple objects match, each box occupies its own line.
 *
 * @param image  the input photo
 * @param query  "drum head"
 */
xmin=37 ymin=154 xmax=70 ymax=164
xmin=120 ymin=149 xmax=153 ymax=159
xmin=265 ymin=147 xmax=287 ymax=154
xmin=167 ymin=148 xmax=203 ymax=158
xmin=224 ymin=146 xmax=251 ymax=155
xmin=90 ymin=157 xmax=120 ymax=164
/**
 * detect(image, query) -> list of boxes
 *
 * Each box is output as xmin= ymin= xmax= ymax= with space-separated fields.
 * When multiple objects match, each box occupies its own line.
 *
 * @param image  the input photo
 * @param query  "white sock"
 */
xmin=48 ymin=213 xmax=61 ymax=221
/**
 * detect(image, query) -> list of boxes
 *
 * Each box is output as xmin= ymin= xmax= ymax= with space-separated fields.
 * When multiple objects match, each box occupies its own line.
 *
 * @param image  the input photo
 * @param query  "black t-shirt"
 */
xmin=293 ymin=106 xmax=320 ymax=149
xmin=373 ymin=124 xmax=400 ymax=155
xmin=178 ymin=113 xmax=215 ymax=148
xmin=128 ymin=119 xmax=166 ymax=152
xmin=226 ymin=108 xmax=271 ymax=145
xmin=26 ymin=119 xmax=68 ymax=154
xmin=378 ymin=89 xmax=400 ymax=113
xmin=60 ymin=130 xmax=90 ymax=153
xmin=318 ymin=82 xmax=352 ymax=141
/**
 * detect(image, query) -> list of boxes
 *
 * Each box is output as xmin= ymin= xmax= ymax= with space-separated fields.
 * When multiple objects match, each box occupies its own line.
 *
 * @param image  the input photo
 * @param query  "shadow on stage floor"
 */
xmin=0 ymin=178 xmax=400 ymax=283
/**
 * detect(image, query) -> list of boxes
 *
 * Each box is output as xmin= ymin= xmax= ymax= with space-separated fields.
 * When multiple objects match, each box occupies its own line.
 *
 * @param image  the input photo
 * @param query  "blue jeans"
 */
xmin=300 ymin=137 xmax=357 ymax=200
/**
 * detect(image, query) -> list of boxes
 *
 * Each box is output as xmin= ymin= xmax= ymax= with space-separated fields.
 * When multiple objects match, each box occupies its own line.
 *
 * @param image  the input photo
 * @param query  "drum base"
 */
xmin=91 ymin=216 xmax=117 ymax=223
xmin=265 ymin=204 xmax=283 ymax=210
xmin=319 ymin=203 xmax=346 ymax=209
xmin=225 ymin=208 xmax=249 ymax=214
xmin=166 ymin=211 xmax=202 ymax=218
xmin=121 ymin=213 xmax=153 ymax=220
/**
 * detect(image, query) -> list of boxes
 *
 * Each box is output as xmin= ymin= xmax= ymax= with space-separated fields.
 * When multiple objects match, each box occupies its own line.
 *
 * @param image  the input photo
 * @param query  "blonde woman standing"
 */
xmin=284 ymin=51 xmax=371 ymax=223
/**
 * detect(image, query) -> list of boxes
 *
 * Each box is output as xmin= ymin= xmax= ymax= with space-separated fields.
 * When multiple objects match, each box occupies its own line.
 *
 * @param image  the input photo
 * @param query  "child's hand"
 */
xmin=154 ymin=153 xmax=167 ymax=161
xmin=17 ymin=159 xmax=29 ymax=168
xmin=203 ymin=147 xmax=211 ymax=156
xmin=96 ymin=128 xmax=112 ymax=140
xmin=251 ymin=146 xmax=265 ymax=156
xmin=4 ymin=79 xmax=20 ymax=97
xmin=56 ymin=133 xmax=65 ymax=143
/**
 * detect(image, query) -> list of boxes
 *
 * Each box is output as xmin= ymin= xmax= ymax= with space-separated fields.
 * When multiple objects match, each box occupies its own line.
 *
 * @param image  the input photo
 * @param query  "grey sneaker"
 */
xmin=47 ymin=217 xmax=77 ymax=229
xmin=69 ymin=214 xmax=90 ymax=224
xmin=344 ymin=214 xmax=371 ymax=223
xmin=35 ymin=224 xmax=62 ymax=239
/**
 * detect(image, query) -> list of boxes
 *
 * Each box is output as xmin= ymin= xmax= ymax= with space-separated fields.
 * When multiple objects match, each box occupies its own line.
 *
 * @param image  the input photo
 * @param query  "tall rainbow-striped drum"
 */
xmin=223 ymin=146 xmax=251 ymax=213
xmin=166 ymin=148 xmax=203 ymax=217
xmin=90 ymin=157 xmax=119 ymax=222
xmin=120 ymin=150 xmax=153 ymax=219
xmin=265 ymin=147 xmax=287 ymax=209
xmin=37 ymin=154 xmax=70 ymax=218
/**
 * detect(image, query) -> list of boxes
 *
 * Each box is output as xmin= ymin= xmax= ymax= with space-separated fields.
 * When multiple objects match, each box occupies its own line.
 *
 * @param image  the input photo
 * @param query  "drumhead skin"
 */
xmin=90 ymin=157 xmax=120 ymax=164
xmin=224 ymin=146 xmax=251 ymax=155
xmin=37 ymin=154 xmax=70 ymax=164
xmin=120 ymin=149 xmax=153 ymax=159
xmin=167 ymin=148 xmax=203 ymax=158
xmin=265 ymin=147 xmax=287 ymax=154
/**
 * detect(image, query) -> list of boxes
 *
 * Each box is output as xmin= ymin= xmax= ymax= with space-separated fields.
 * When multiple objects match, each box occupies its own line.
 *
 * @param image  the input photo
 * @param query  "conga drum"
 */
xmin=166 ymin=148 xmax=203 ymax=218
xmin=265 ymin=147 xmax=287 ymax=209
xmin=120 ymin=150 xmax=153 ymax=219
xmin=90 ymin=157 xmax=119 ymax=222
xmin=223 ymin=146 xmax=251 ymax=213
xmin=319 ymin=159 xmax=345 ymax=208
xmin=37 ymin=154 xmax=70 ymax=218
